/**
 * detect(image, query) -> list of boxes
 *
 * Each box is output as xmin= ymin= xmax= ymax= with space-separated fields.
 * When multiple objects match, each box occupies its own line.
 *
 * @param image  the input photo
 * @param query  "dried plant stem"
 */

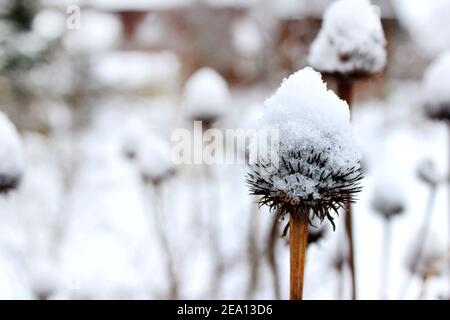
xmin=448 ymin=123 xmax=450 ymax=295
xmin=267 ymin=215 xmax=281 ymax=299
xmin=152 ymin=183 xmax=178 ymax=298
xmin=290 ymin=216 xmax=309 ymax=300
xmin=380 ymin=217 xmax=392 ymax=299
xmin=337 ymin=76 xmax=357 ymax=300
xmin=398 ymin=186 xmax=437 ymax=299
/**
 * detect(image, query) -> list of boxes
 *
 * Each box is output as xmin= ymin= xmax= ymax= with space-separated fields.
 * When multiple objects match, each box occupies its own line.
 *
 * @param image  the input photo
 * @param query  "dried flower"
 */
xmin=416 ymin=159 xmax=441 ymax=187
xmin=422 ymin=52 xmax=450 ymax=122
xmin=246 ymin=68 xmax=362 ymax=229
xmin=371 ymin=180 xmax=405 ymax=220
xmin=0 ymin=112 xmax=24 ymax=194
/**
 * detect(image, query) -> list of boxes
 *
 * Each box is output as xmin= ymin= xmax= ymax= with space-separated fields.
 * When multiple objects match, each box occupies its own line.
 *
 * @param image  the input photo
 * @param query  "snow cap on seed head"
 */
xmin=0 ymin=112 xmax=24 ymax=194
xmin=422 ymin=52 xmax=450 ymax=121
xmin=308 ymin=0 xmax=386 ymax=76
xmin=371 ymin=180 xmax=405 ymax=220
xmin=183 ymin=67 xmax=231 ymax=125
xmin=247 ymin=68 xmax=362 ymax=229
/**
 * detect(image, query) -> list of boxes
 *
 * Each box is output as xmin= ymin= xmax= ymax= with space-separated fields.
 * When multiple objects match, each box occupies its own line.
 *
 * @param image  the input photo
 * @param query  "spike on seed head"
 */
xmin=247 ymin=147 xmax=363 ymax=228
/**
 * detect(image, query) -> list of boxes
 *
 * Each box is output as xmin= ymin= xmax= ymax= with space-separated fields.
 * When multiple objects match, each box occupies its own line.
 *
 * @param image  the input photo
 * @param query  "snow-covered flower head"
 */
xmin=123 ymin=132 xmax=175 ymax=185
xmin=0 ymin=112 xmax=24 ymax=194
xmin=183 ymin=68 xmax=231 ymax=126
xmin=422 ymin=52 xmax=450 ymax=121
xmin=416 ymin=159 xmax=441 ymax=187
xmin=371 ymin=180 xmax=405 ymax=220
xmin=246 ymin=68 xmax=362 ymax=229
xmin=308 ymin=0 xmax=386 ymax=76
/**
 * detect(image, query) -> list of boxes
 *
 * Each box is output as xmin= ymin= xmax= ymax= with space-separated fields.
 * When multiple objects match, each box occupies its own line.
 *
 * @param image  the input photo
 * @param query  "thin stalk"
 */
xmin=337 ymin=76 xmax=357 ymax=300
xmin=380 ymin=217 xmax=392 ymax=299
xmin=267 ymin=215 xmax=281 ymax=299
xmin=290 ymin=216 xmax=309 ymax=300
xmin=448 ymin=123 xmax=450 ymax=295
xmin=398 ymin=185 xmax=437 ymax=299
xmin=246 ymin=204 xmax=261 ymax=299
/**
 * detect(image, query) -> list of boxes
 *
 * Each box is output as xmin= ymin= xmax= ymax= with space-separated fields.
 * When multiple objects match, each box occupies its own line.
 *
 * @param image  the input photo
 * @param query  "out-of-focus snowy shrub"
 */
xmin=309 ymin=0 xmax=386 ymax=76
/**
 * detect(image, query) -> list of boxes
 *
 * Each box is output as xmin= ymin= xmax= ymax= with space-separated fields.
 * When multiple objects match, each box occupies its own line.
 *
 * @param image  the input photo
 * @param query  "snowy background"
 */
xmin=0 ymin=0 xmax=450 ymax=300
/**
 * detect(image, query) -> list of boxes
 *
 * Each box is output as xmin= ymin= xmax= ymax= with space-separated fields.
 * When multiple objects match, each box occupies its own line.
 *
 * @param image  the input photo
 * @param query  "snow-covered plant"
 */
xmin=247 ymin=68 xmax=362 ymax=228
xmin=308 ymin=0 xmax=386 ymax=77
xmin=422 ymin=52 xmax=450 ymax=121
xmin=308 ymin=0 xmax=386 ymax=299
xmin=183 ymin=68 xmax=231 ymax=127
xmin=371 ymin=181 xmax=405 ymax=220
xmin=246 ymin=68 xmax=362 ymax=299
xmin=123 ymin=134 xmax=174 ymax=186
xmin=417 ymin=159 xmax=441 ymax=188
xmin=0 ymin=112 xmax=24 ymax=194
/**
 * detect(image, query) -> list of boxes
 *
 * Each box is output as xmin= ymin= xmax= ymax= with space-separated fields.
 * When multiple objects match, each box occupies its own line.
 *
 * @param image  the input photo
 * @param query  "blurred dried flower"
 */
xmin=416 ymin=159 xmax=441 ymax=187
xmin=0 ymin=112 xmax=24 ymax=194
xmin=371 ymin=181 xmax=405 ymax=220
xmin=183 ymin=68 xmax=231 ymax=128
xmin=246 ymin=68 xmax=362 ymax=230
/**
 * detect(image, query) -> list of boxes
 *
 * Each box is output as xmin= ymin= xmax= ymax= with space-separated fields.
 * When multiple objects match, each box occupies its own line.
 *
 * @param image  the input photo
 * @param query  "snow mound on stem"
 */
xmin=247 ymin=68 xmax=362 ymax=227
xmin=422 ymin=52 xmax=450 ymax=120
xmin=0 ymin=112 xmax=24 ymax=193
xmin=183 ymin=68 xmax=231 ymax=123
xmin=308 ymin=0 xmax=386 ymax=75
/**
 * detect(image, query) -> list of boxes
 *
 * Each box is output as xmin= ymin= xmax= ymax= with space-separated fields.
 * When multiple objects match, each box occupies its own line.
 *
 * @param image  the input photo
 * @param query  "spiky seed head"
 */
xmin=246 ymin=68 xmax=362 ymax=230
xmin=246 ymin=148 xmax=362 ymax=230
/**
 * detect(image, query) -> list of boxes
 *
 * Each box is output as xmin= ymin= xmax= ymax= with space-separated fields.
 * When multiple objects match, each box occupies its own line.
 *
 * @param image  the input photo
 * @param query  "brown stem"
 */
xmin=337 ymin=76 xmax=357 ymax=300
xmin=290 ymin=216 xmax=309 ymax=300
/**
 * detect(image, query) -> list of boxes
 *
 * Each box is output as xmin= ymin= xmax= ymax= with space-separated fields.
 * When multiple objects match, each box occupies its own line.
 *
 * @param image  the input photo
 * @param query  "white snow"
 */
xmin=0 ymin=112 xmax=24 ymax=181
xmin=422 ymin=52 xmax=450 ymax=110
xmin=256 ymin=67 xmax=360 ymax=199
xmin=232 ymin=17 xmax=263 ymax=58
xmin=64 ymin=10 xmax=122 ymax=53
xmin=32 ymin=9 xmax=66 ymax=41
xmin=394 ymin=0 xmax=450 ymax=55
xmin=309 ymin=0 xmax=386 ymax=75
xmin=183 ymin=68 xmax=232 ymax=122
xmin=92 ymin=51 xmax=180 ymax=91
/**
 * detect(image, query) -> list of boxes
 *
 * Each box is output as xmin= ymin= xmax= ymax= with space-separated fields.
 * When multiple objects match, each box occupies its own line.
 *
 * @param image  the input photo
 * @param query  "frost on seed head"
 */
xmin=183 ymin=67 xmax=231 ymax=126
xmin=422 ymin=52 xmax=450 ymax=121
xmin=308 ymin=0 xmax=386 ymax=76
xmin=0 ymin=112 xmax=24 ymax=194
xmin=246 ymin=68 xmax=362 ymax=229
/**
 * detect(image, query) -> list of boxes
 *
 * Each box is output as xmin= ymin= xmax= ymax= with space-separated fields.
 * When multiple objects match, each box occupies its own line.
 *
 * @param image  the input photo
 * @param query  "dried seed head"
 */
xmin=247 ymin=148 xmax=362 ymax=230
xmin=246 ymin=68 xmax=362 ymax=230
xmin=422 ymin=52 xmax=450 ymax=122
xmin=308 ymin=0 xmax=386 ymax=76
xmin=0 ymin=112 xmax=24 ymax=194
xmin=416 ymin=159 xmax=441 ymax=187
xmin=371 ymin=181 xmax=405 ymax=220
xmin=406 ymin=235 xmax=444 ymax=280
